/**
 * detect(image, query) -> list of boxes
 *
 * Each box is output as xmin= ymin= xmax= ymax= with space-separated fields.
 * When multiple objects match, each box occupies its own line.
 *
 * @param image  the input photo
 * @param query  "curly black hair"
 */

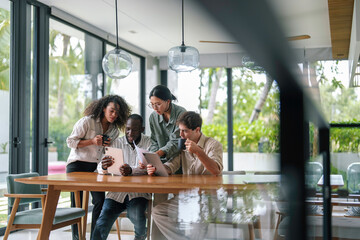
xmin=83 ymin=95 xmax=131 ymax=131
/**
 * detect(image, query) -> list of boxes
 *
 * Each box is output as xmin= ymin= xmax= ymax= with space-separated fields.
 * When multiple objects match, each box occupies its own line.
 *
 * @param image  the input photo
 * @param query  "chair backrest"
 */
xmin=347 ymin=162 xmax=360 ymax=193
xmin=6 ymin=172 xmax=42 ymax=207
xmin=222 ymin=171 xmax=246 ymax=175
xmin=305 ymin=162 xmax=323 ymax=190
xmin=254 ymin=171 xmax=280 ymax=175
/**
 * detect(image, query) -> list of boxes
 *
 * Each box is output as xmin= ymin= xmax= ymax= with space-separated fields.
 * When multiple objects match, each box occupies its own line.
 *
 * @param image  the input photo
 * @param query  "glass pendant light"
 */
xmin=168 ymin=0 xmax=199 ymax=72
xmin=102 ymin=0 xmax=132 ymax=79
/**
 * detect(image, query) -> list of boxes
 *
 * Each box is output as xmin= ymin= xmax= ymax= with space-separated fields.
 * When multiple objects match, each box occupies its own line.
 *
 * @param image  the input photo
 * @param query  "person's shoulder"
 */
xmin=74 ymin=116 xmax=91 ymax=126
xmin=203 ymin=135 xmax=222 ymax=148
xmin=149 ymin=111 xmax=158 ymax=120
xmin=140 ymin=134 xmax=152 ymax=147
xmin=173 ymin=103 xmax=186 ymax=112
xmin=111 ymin=136 xmax=127 ymax=148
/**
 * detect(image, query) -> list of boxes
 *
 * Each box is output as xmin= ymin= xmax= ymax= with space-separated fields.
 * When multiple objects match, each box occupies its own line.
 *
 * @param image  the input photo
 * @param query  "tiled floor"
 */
xmin=0 ymin=227 xmax=135 ymax=240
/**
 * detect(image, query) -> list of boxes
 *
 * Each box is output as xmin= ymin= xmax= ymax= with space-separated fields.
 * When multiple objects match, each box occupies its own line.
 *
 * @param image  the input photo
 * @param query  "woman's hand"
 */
xmin=138 ymin=162 xmax=146 ymax=169
xmin=101 ymin=155 xmax=114 ymax=170
xmin=147 ymin=164 xmax=156 ymax=176
xmin=120 ymin=164 xmax=132 ymax=176
xmin=155 ymin=150 xmax=165 ymax=157
xmin=92 ymin=135 xmax=103 ymax=146
xmin=102 ymin=137 xmax=111 ymax=147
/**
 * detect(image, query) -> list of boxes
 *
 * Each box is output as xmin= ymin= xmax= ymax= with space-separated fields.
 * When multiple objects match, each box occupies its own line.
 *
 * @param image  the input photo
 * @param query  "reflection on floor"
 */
xmin=0 ymin=227 xmax=134 ymax=240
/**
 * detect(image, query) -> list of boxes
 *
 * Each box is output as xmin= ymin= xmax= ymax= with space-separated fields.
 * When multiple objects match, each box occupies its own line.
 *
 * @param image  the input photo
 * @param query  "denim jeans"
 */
xmin=92 ymin=196 xmax=148 ymax=240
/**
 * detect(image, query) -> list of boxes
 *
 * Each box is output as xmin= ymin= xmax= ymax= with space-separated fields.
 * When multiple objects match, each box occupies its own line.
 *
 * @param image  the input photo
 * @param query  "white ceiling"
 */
xmin=37 ymin=0 xmax=331 ymax=57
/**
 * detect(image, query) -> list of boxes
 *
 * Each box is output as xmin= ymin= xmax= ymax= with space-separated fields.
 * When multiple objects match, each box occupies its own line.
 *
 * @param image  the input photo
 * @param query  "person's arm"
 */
xmin=186 ymin=139 xmax=222 ymax=175
xmin=66 ymin=117 xmax=103 ymax=148
xmin=146 ymin=163 xmax=172 ymax=176
xmin=158 ymin=125 xmax=180 ymax=159
xmin=97 ymin=155 xmax=114 ymax=174
xmin=77 ymin=136 xmax=103 ymax=148
xmin=149 ymin=114 xmax=160 ymax=152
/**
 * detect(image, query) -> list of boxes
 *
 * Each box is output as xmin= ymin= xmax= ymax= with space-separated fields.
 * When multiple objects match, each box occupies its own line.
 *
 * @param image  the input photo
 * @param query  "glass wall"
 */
xmin=172 ymin=67 xmax=280 ymax=173
xmin=48 ymin=19 xmax=90 ymax=176
xmin=105 ymin=44 xmax=141 ymax=115
xmin=0 ymin=0 xmax=10 ymax=229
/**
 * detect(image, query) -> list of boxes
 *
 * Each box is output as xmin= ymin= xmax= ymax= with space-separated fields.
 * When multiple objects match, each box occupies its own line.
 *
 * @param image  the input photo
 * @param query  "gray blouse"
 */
xmin=149 ymin=103 xmax=186 ymax=161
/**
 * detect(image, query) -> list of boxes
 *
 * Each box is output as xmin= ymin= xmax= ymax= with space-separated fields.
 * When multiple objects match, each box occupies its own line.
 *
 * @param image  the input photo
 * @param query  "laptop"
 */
xmin=143 ymin=152 xmax=169 ymax=177
xmin=104 ymin=147 xmax=124 ymax=175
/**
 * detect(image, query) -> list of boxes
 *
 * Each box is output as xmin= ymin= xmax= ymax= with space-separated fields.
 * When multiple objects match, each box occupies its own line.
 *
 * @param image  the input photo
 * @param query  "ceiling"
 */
xmin=37 ymin=0 xmax=353 ymax=59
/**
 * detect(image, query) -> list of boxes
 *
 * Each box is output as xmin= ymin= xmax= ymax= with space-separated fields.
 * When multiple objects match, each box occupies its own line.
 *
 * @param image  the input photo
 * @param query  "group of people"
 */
xmin=66 ymin=85 xmax=223 ymax=240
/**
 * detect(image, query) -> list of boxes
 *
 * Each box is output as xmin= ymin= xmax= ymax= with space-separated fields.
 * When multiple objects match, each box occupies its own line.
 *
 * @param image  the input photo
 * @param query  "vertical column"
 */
xmin=226 ymin=68 xmax=233 ymax=171
xmin=280 ymin=88 xmax=306 ymax=240
xmin=32 ymin=5 xmax=50 ymax=175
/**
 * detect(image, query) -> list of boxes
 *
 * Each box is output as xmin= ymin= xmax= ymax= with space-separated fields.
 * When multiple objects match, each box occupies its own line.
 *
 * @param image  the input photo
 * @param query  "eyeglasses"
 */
xmin=147 ymin=101 xmax=164 ymax=109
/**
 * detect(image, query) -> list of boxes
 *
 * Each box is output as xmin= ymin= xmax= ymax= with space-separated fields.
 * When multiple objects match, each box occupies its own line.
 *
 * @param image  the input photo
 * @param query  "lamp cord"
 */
xmin=115 ymin=0 xmax=119 ymax=49
xmin=181 ymin=0 xmax=184 ymax=46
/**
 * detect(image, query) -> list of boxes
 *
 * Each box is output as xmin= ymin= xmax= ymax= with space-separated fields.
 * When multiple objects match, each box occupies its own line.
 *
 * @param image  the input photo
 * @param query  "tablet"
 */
xmin=143 ymin=152 xmax=169 ymax=177
xmin=104 ymin=147 xmax=124 ymax=175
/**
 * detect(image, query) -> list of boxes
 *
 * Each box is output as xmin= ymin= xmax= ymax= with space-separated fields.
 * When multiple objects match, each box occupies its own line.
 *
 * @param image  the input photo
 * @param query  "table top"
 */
xmin=15 ymin=172 xmax=280 ymax=194
xmin=317 ymin=174 xmax=344 ymax=188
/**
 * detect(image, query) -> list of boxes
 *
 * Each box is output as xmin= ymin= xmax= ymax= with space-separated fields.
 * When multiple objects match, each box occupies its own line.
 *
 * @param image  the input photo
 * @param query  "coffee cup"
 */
xmin=102 ymin=134 xmax=110 ymax=145
xmin=178 ymin=138 xmax=186 ymax=150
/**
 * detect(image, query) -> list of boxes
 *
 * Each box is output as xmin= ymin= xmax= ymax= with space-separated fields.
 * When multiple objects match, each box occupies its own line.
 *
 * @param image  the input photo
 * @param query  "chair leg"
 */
xmin=4 ymin=198 xmax=20 ymax=240
xmin=273 ymin=212 xmax=284 ymax=240
xmin=115 ymin=218 xmax=121 ymax=240
xmin=147 ymin=200 xmax=152 ymax=239
xmin=77 ymin=220 xmax=83 ymax=240
xmin=248 ymin=223 xmax=255 ymax=240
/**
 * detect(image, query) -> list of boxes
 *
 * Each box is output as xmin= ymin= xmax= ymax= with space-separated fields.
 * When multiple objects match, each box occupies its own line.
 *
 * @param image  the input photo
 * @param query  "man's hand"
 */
xmin=93 ymin=135 xmax=103 ymax=146
xmin=120 ymin=164 xmax=132 ymax=176
xmin=101 ymin=155 xmax=114 ymax=170
xmin=185 ymin=139 xmax=201 ymax=154
xmin=147 ymin=164 xmax=156 ymax=176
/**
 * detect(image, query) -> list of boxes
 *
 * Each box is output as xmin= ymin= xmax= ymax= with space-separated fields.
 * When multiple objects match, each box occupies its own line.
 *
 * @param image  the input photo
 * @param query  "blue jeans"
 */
xmin=92 ymin=196 xmax=148 ymax=240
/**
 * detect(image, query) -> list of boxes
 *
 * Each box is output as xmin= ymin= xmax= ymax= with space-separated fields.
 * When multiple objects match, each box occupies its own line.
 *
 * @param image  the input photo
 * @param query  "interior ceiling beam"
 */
xmin=328 ymin=0 xmax=354 ymax=59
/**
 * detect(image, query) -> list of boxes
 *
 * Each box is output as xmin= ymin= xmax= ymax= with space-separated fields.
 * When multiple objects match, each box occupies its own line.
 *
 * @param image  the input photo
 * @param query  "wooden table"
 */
xmin=317 ymin=174 xmax=344 ymax=189
xmin=15 ymin=172 xmax=279 ymax=239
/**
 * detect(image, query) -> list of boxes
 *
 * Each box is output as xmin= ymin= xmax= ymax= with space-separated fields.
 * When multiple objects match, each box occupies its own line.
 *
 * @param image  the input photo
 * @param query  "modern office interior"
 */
xmin=0 ymin=0 xmax=360 ymax=239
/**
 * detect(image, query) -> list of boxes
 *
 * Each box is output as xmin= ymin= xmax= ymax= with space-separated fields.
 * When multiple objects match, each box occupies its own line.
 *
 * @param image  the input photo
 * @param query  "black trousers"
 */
xmin=66 ymin=161 xmax=105 ymax=240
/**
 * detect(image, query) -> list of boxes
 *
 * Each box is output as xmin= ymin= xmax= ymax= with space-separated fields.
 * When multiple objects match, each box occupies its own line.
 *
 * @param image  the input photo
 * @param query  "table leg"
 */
xmin=82 ymin=191 xmax=89 ymax=239
xmin=38 ymin=185 xmax=60 ymax=240
xmin=74 ymin=191 xmax=84 ymax=240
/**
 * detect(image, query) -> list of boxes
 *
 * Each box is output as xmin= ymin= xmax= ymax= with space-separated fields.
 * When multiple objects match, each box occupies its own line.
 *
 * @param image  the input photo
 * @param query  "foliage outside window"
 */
xmin=199 ymin=67 xmax=280 ymax=153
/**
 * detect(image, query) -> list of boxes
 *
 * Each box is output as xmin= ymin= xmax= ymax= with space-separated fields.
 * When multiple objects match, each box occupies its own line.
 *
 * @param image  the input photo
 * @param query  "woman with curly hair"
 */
xmin=66 ymin=95 xmax=130 ymax=240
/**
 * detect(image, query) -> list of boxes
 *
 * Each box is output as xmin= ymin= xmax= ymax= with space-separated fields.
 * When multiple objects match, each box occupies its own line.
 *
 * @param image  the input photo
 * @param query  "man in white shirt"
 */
xmin=92 ymin=114 xmax=151 ymax=240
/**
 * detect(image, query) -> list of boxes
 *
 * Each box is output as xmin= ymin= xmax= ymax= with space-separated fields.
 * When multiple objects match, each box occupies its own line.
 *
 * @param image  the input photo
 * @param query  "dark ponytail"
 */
xmin=149 ymin=85 xmax=177 ymax=101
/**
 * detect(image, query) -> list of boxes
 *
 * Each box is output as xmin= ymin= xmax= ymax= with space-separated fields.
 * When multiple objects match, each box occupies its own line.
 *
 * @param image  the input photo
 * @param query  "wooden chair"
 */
xmin=115 ymin=199 xmax=153 ymax=240
xmin=4 ymin=172 xmax=85 ymax=240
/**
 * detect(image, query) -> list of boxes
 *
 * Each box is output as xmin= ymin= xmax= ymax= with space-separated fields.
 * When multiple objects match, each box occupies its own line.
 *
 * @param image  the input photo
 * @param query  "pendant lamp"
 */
xmin=168 ymin=0 xmax=199 ymax=72
xmin=102 ymin=0 xmax=132 ymax=79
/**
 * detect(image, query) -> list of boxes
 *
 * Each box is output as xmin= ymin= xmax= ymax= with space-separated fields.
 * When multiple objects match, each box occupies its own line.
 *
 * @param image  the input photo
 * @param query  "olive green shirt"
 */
xmin=149 ymin=103 xmax=186 ymax=160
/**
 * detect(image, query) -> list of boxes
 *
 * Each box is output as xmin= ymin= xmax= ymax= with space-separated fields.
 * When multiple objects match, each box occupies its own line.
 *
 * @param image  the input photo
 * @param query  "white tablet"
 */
xmin=143 ymin=152 xmax=169 ymax=177
xmin=104 ymin=147 xmax=124 ymax=175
